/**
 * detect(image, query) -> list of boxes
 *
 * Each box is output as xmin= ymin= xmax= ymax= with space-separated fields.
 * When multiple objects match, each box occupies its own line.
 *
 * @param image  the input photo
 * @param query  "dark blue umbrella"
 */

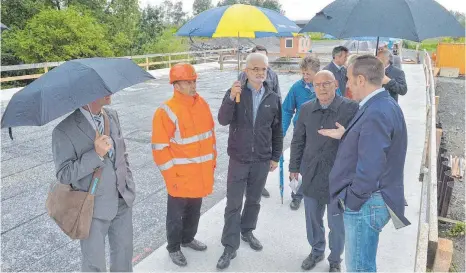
xmin=1 ymin=58 xmax=154 ymax=133
xmin=1 ymin=23 xmax=9 ymax=31
xmin=300 ymin=0 xmax=465 ymax=42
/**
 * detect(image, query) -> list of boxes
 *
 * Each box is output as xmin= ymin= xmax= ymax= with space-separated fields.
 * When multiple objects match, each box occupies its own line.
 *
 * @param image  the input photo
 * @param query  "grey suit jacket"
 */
xmin=383 ymin=64 xmax=408 ymax=102
xmin=323 ymin=62 xmax=347 ymax=97
xmin=52 ymin=107 xmax=135 ymax=221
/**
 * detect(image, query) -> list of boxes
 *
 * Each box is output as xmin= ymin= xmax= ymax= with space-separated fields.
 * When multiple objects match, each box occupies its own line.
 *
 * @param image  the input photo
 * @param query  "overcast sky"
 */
xmin=139 ymin=0 xmax=466 ymax=20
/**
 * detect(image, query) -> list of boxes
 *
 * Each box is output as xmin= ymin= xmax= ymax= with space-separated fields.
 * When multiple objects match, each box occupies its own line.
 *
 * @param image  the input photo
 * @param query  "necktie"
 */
xmin=94 ymin=114 xmax=114 ymax=158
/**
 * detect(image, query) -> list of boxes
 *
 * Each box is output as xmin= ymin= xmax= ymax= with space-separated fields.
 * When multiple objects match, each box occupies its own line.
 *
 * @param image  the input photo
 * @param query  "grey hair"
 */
xmin=349 ymin=55 xmax=384 ymax=86
xmin=246 ymin=52 xmax=268 ymax=67
xmin=379 ymin=49 xmax=391 ymax=59
xmin=332 ymin=46 xmax=349 ymax=59
xmin=300 ymin=55 xmax=320 ymax=72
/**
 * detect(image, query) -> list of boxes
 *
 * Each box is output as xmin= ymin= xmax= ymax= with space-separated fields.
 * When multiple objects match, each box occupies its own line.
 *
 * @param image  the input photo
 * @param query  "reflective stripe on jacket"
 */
xmin=151 ymin=90 xmax=216 ymax=198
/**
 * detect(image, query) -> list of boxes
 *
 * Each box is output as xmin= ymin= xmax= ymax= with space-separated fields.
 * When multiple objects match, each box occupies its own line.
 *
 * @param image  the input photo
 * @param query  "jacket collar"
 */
xmin=243 ymin=79 xmax=272 ymax=96
xmin=173 ymin=89 xmax=199 ymax=106
xmin=309 ymin=95 xmax=343 ymax=113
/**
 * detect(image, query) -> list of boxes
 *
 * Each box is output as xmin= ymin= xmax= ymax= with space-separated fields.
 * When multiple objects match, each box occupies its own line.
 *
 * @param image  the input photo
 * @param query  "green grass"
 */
xmin=403 ymin=37 xmax=465 ymax=52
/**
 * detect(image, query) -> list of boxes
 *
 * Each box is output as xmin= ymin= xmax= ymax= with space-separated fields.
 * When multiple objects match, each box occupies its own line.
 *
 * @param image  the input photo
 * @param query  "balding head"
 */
xmin=315 ymin=70 xmax=336 ymax=81
xmin=313 ymin=70 xmax=338 ymax=106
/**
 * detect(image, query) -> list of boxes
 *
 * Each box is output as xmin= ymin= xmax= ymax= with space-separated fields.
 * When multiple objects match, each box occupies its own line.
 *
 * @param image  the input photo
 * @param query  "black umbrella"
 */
xmin=1 ymin=57 xmax=155 ymax=137
xmin=300 ymin=0 xmax=465 ymax=50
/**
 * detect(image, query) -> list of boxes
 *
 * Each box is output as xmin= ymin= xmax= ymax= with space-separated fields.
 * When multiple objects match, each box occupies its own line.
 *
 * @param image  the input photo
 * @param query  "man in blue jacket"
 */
xmin=283 ymin=56 xmax=341 ymax=210
xmin=319 ymin=55 xmax=410 ymax=272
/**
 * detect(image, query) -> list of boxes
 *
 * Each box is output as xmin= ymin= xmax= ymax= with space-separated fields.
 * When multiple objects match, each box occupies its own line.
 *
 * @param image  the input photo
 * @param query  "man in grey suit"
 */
xmin=377 ymin=49 xmax=408 ymax=102
xmin=322 ymin=46 xmax=349 ymax=97
xmin=52 ymin=95 xmax=135 ymax=272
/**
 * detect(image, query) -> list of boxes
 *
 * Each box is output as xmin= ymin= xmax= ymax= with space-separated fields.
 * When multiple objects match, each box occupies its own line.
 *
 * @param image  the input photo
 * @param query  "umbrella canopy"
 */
xmin=1 ymin=57 xmax=154 ymax=128
xmin=1 ymin=22 xmax=10 ymax=31
xmin=176 ymin=4 xmax=300 ymax=38
xmin=299 ymin=0 xmax=465 ymax=42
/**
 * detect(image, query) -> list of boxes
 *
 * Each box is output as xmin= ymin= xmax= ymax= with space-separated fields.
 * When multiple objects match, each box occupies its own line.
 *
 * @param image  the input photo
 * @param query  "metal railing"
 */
xmin=0 ymin=48 xmax=238 ymax=83
xmin=414 ymin=50 xmax=439 ymax=272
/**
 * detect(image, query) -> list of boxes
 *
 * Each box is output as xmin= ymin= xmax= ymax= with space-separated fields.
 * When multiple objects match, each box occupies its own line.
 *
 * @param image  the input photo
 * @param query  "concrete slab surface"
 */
xmin=134 ymin=64 xmax=426 ymax=272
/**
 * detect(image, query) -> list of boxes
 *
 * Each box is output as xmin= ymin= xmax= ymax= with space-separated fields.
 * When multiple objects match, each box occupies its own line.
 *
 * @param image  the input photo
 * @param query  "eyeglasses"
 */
xmin=247 ymin=67 xmax=267 ymax=73
xmin=314 ymin=81 xmax=335 ymax=89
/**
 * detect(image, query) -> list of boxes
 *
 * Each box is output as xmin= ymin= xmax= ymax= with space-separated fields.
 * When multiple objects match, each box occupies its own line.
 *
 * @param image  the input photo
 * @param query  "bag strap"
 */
xmin=89 ymin=108 xmax=111 ymax=194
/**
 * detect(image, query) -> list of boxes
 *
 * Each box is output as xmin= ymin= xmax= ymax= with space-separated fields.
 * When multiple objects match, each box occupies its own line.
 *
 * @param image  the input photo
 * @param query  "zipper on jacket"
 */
xmin=251 ymin=93 xmax=271 ymax=154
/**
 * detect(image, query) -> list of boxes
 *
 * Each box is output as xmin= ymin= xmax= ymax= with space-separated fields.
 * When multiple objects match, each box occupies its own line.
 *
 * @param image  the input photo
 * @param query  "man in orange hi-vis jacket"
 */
xmin=151 ymin=63 xmax=216 ymax=267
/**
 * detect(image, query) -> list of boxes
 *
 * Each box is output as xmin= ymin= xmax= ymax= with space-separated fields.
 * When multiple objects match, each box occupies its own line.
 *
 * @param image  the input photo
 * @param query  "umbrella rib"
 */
xmin=76 ymin=61 xmax=113 ymax=94
xmin=339 ymin=1 xmax=363 ymax=39
xmin=400 ymin=0 xmax=420 ymax=42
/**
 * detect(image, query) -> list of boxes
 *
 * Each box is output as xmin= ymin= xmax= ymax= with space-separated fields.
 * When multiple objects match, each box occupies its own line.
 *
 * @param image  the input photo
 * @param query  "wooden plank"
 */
xmin=0 ymin=74 xmax=42 ymax=82
xmin=1 ymin=61 xmax=64 ymax=71
xmin=0 ymin=48 xmax=237 ymax=72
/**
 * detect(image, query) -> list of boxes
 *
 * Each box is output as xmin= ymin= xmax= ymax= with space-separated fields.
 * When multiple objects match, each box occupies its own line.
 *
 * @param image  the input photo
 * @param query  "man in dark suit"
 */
xmin=377 ymin=49 xmax=407 ymax=102
xmin=322 ymin=46 xmax=349 ymax=96
xmin=289 ymin=70 xmax=358 ymax=272
xmin=318 ymin=55 xmax=410 ymax=272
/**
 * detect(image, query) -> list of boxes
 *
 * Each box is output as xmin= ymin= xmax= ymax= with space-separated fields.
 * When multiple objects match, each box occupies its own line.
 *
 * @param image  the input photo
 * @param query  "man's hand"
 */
xmin=318 ymin=122 xmax=346 ymax=140
xmin=95 ymin=132 xmax=112 ymax=157
xmin=382 ymin=75 xmax=391 ymax=85
xmin=269 ymin=160 xmax=278 ymax=172
xmin=289 ymin=172 xmax=299 ymax=181
xmin=229 ymin=81 xmax=242 ymax=100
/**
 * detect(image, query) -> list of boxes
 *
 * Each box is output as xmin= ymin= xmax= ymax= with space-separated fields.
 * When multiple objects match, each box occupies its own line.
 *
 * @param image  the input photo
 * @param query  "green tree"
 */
xmin=217 ymin=0 xmax=283 ymax=13
xmin=193 ymin=0 xmax=213 ymax=15
xmin=2 ymin=7 xmax=113 ymax=63
xmin=142 ymin=27 xmax=187 ymax=54
xmin=1 ymin=0 xmax=51 ymax=28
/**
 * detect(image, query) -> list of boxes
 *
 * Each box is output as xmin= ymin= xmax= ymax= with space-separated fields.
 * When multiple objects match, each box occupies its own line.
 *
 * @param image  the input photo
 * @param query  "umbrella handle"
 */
xmin=236 ymin=93 xmax=240 ymax=103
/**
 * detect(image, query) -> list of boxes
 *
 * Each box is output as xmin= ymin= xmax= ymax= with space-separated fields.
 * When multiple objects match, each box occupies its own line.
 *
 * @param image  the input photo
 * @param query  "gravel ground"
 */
xmin=435 ymin=76 xmax=465 ymax=272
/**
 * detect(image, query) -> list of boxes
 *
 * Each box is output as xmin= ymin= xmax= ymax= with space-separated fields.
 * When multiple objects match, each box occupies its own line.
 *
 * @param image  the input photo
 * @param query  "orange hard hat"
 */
xmin=169 ymin=63 xmax=197 ymax=84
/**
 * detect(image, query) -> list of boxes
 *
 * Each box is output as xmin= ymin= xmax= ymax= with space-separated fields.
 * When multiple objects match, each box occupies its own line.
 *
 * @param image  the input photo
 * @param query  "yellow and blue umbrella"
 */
xmin=177 ymin=4 xmax=298 ymax=203
xmin=176 ymin=4 xmax=300 ymax=38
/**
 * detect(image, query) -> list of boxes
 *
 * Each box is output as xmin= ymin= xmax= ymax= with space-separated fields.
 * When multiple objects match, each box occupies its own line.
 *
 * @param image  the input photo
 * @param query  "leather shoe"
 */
xmin=301 ymin=253 xmax=324 ymax=270
xmin=169 ymin=250 xmax=187 ymax=267
xmin=241 ymin=232 xmax=263 ymax=251
xmin=329 ymin=262 xmax=341 ymax=272
xmin=181 ymin=238 xmax=207 ymax=251
xmin=216 ymin=250 xmax=237 ymax=270
xmin=290 ymin=198 xmax=301 ymax=210
xmin=261 ymin=188 xmax=270 ymax=198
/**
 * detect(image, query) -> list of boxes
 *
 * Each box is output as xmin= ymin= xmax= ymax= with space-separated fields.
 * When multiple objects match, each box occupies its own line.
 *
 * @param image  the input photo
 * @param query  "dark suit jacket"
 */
xmin=289 ymin=96 xmax=359 ymax=204
xmin=323 ymin=62 xmax=347 ymax=97
xmin=383 ymin=65 xmax=407 ymax=102
xmin=329 ymin=90 xmax=410 ymax=229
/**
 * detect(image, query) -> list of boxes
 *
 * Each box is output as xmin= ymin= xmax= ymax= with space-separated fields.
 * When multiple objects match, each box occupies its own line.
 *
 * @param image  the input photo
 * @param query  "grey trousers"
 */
xmin=80 ymin=198 xmax=133 ymax=272
xmin=221 ymin=158 xmax=270 ymax=252
xmin=303 ymin=196 xmax=344 ymax=263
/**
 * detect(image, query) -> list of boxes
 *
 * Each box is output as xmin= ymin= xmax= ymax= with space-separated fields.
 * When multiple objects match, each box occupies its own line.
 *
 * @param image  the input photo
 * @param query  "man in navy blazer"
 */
xmin=319 ymin=55 xmax=410 ymax=272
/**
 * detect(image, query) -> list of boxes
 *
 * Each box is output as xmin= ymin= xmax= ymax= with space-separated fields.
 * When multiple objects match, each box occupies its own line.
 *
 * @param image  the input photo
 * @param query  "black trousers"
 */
xmin=166 ymin=195 xmax=202 ymax=253
xmin=221 ymin=158 xmax=270 ymax=252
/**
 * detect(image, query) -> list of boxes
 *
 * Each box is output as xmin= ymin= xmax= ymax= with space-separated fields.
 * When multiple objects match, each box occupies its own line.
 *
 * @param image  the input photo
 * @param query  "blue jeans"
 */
xmin=343 ymin=192 xmax=391 ymax=272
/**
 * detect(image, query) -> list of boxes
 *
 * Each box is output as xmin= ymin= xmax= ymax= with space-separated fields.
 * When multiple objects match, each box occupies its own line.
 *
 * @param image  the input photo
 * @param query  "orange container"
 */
xmin=436 ymin=42 xmax=465 ymax=75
